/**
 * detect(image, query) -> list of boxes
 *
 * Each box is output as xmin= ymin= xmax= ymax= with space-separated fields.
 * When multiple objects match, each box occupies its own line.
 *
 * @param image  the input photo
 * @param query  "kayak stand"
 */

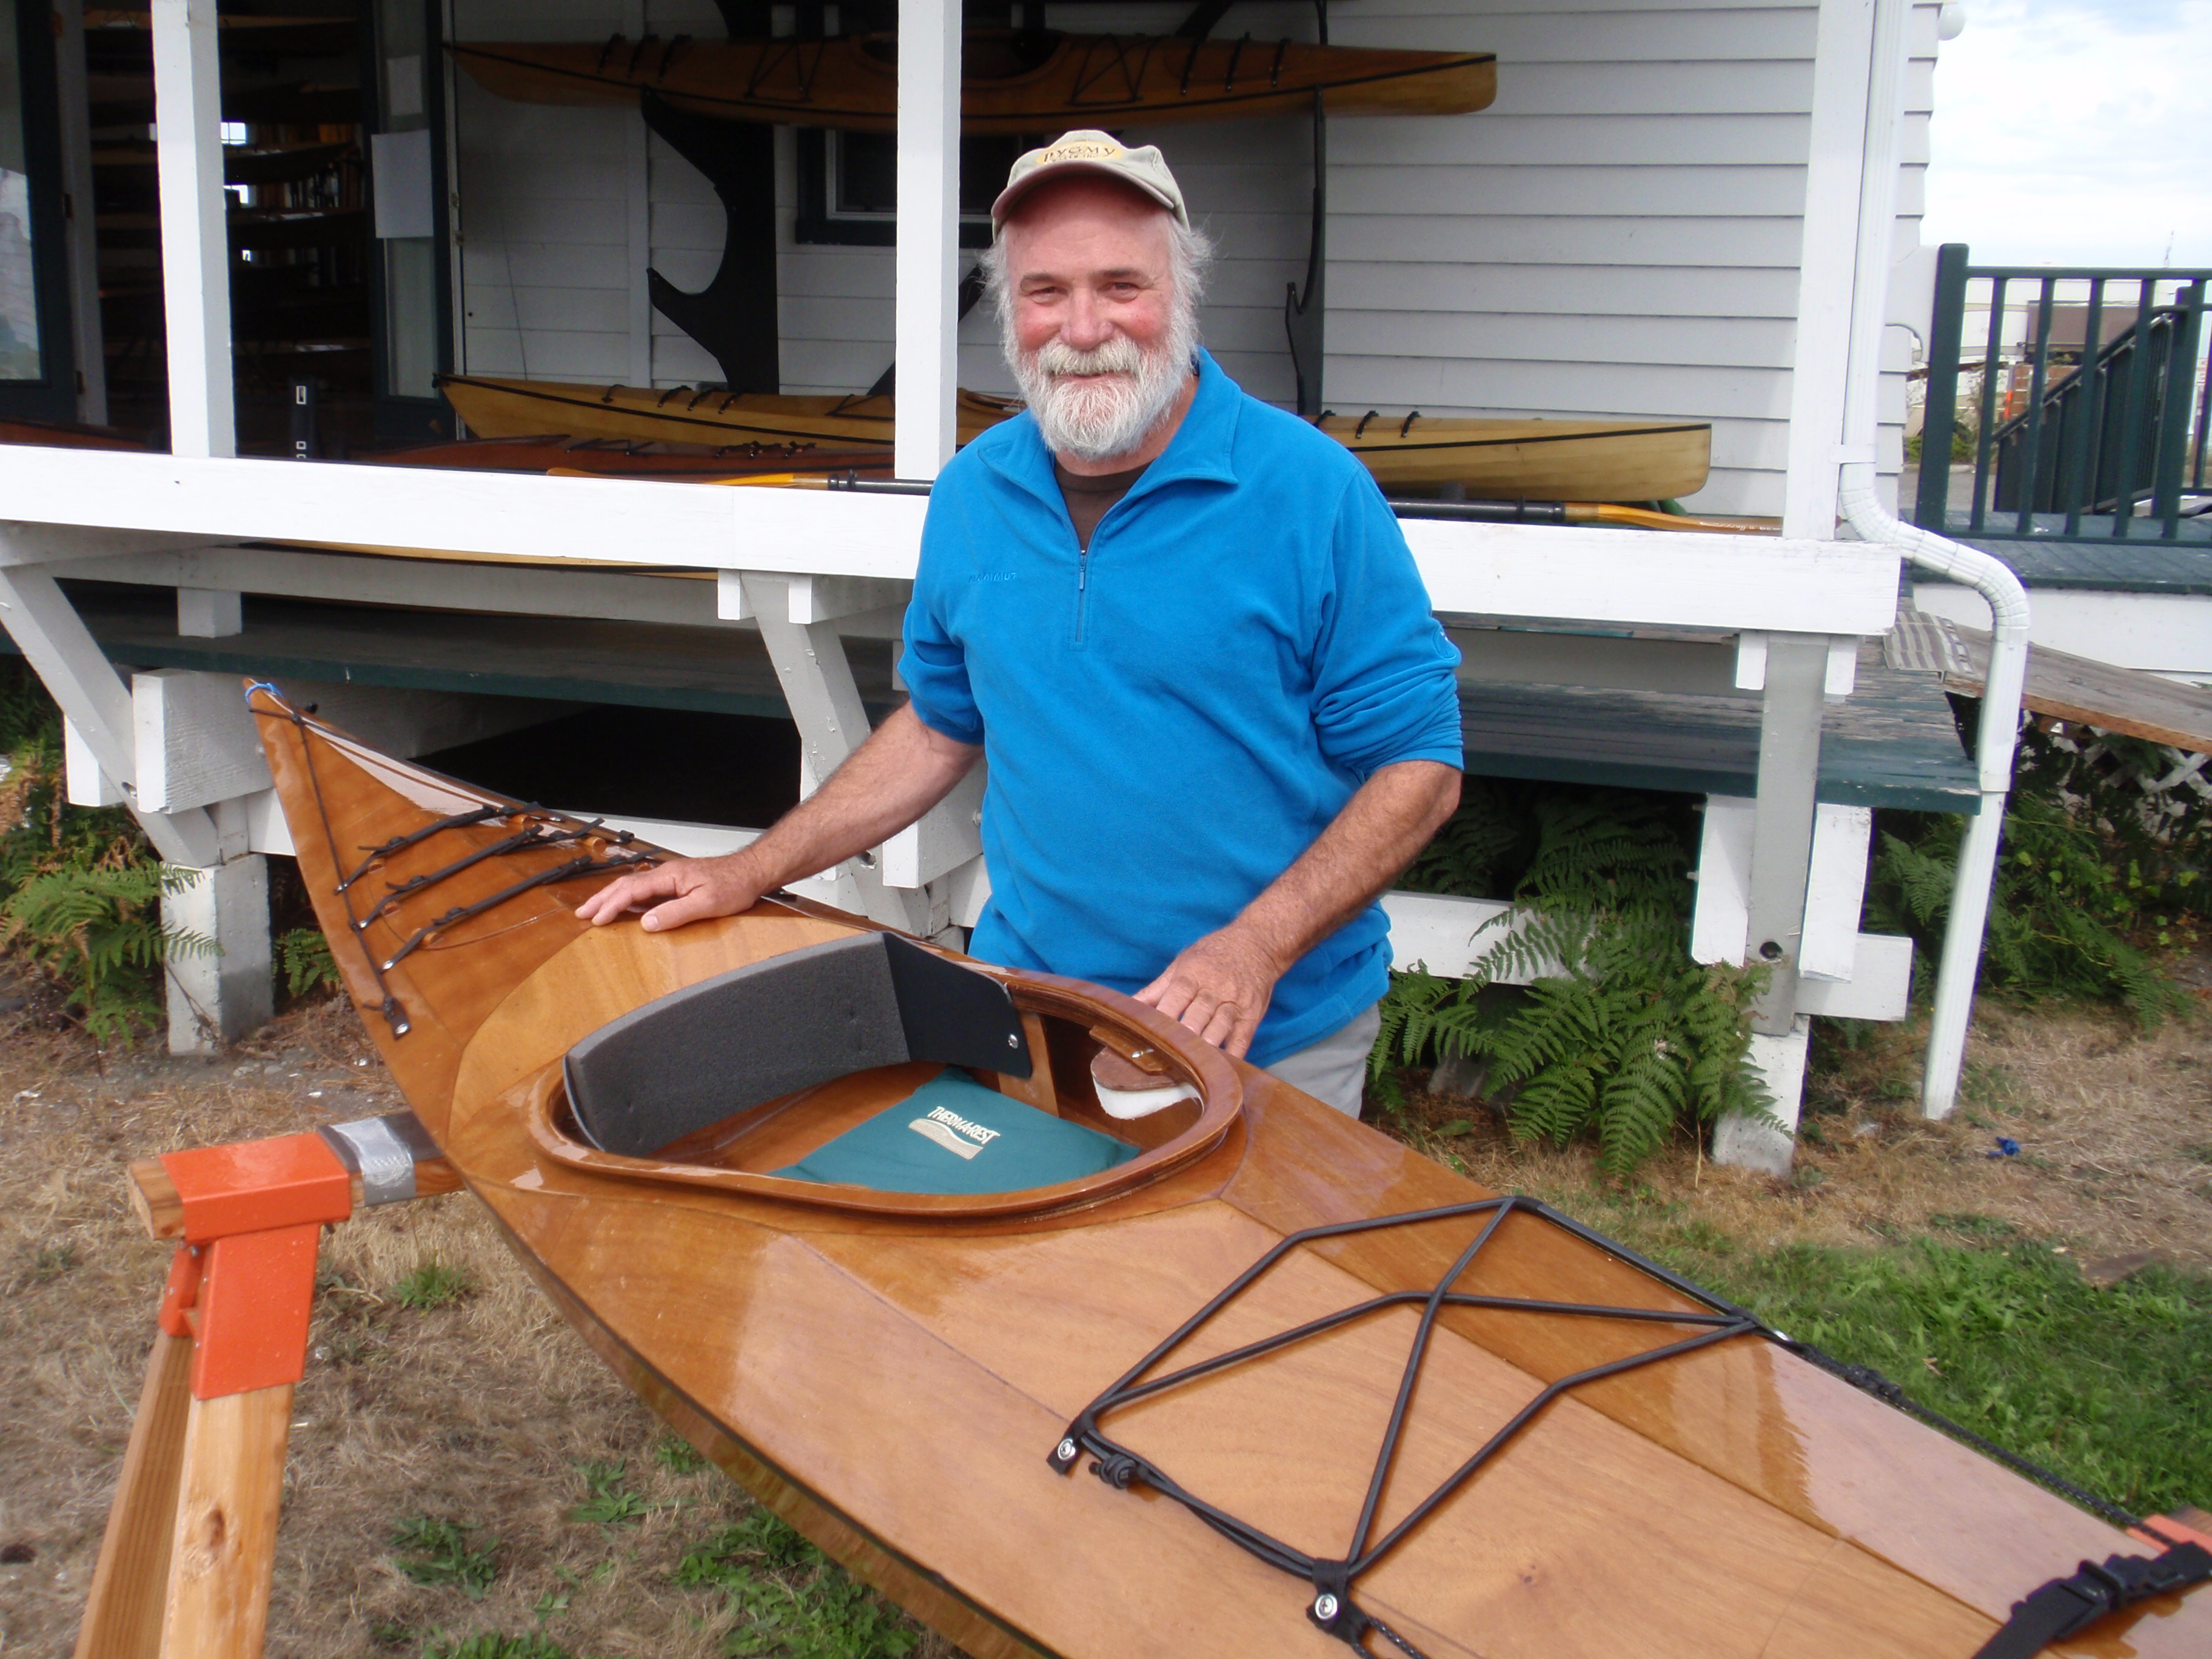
xmin=75 ymin=1115 xmax=458 ymax=1659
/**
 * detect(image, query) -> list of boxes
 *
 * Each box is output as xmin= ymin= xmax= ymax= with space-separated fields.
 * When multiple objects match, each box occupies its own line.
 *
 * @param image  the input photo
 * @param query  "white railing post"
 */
xmin=151 ymin=0 xmax=234 ymax=458
xmin=894 ymin=0 xmax=960 ymax=481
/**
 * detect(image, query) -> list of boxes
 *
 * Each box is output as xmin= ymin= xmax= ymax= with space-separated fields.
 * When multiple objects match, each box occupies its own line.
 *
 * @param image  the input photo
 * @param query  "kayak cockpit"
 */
xmin=523 ymin=929 xmax=1244 ymax=1217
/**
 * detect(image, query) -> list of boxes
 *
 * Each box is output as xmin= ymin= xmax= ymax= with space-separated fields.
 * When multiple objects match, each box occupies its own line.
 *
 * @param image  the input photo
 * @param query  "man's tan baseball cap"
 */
xmin=990 ymin=130 xmax=1190 ymax=233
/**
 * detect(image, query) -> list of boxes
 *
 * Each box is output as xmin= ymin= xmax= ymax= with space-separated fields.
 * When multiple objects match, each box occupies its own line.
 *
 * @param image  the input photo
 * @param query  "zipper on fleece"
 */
xmin=1073 ymin=546 xmax=1090 ymax=648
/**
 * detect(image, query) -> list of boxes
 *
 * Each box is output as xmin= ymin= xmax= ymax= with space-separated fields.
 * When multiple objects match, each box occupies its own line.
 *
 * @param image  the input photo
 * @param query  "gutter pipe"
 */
xmin=1834 ymin=0 xmax=2030 ymax=1118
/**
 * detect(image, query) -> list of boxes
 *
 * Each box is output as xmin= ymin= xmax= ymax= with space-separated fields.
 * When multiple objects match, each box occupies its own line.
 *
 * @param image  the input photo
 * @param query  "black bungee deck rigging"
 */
xmin=1050 ymin=1193 xmax=2208 ymax=1658
xmin=1048 ymin=1195 xmax=1760 ymax=1658
xmin=357 ymin=819 xmax=637 ymax=927
xmin=249 ymin=686 xmax=659 ymax=1039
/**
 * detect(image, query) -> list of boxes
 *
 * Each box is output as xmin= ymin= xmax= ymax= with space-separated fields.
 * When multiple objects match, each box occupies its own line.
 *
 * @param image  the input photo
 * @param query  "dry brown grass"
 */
xmin=0 ymin=982 xmax=962 ymax=1658
xmin=1 ymin=968 xmax=2204 ymax=1657
xmin=1397 ymin=998 xmax=2212 ymax=1269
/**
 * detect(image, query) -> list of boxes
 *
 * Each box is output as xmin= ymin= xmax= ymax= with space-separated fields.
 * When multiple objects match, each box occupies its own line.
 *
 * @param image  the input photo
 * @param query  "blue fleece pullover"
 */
xmin=899 ymin=350 xmax=1463 ymax=1065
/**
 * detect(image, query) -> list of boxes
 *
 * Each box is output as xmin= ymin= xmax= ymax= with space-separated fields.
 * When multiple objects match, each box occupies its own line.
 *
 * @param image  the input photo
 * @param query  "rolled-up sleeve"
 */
xmin=1308 ymin=472 xmax=1464 ymax=779
xmin=899 ymin=524 xmax=987 ymax=747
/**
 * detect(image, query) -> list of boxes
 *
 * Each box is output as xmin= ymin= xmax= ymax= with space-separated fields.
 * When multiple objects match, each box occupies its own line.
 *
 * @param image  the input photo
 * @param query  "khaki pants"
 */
xmin=1262 ymin=1004 xmax=1381 ymax=1119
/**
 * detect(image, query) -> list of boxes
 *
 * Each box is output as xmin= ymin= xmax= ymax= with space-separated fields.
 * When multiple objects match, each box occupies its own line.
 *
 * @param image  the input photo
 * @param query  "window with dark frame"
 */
xmin=794 ymin=130 xmax=1030 ymax=250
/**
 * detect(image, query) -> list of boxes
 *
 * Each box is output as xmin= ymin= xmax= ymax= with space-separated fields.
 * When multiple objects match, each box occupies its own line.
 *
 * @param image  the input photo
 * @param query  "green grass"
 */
xmin=422 ymin=1637 xmax=580 ymax=1659
xmin=674 ymin=1511 xmax=917 ymax=1659
xmin=389 ymin=1262 xmax=476 ymax=1311
xmin=566 ymin=1461 xmax=648 ymax=1527
xmin=1645 ymin=1227 xmax=2212 ymax=1518
xmin=390 ymin=1516 xmax=501 ymax=1598
xmin=654 ymin=1435 xmax=710 ymax=1476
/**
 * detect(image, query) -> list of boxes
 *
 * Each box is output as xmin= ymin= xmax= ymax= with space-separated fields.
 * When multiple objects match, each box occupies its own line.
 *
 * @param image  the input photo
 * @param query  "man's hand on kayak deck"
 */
xmin=577 ymin=853 xmax=768 ymax=933
xmin=1135 ymin=923 xmax=1286 ymax=1059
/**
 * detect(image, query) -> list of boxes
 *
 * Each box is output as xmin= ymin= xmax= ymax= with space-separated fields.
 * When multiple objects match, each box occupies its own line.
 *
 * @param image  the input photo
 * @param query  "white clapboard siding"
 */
xmin=446 ymin=0 xmax=1940 ymax=515
xmin=451 ymin=0 xmax=635 ymax=388
xmin=1315 ymin=0 xmax=1942 ymax=514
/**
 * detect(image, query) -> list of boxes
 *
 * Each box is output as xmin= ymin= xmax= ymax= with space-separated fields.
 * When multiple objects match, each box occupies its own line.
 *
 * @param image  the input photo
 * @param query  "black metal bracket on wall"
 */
xmin=640 ymin=90 xmax=780 ymax=395
xmin=1285 ymin=1 xmax=1329 ymax=417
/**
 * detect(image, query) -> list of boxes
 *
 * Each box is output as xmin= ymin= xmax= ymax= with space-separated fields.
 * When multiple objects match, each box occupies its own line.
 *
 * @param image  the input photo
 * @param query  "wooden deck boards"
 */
xmin=1910 ymin=612 xmax=2212 ymax=754
xmin=33 ymin=583 xmax=902 ymax=722
xmin=8 ymin=584 xmax=1979 ymax=812
xmin=1460 ymin=652 xmax=1978 ymax=811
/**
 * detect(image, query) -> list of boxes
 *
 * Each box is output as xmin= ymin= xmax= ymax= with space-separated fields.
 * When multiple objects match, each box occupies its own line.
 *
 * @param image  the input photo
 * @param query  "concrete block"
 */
xmin=1712 ymin=1014 xmax=1809 ymax=1176
xmin=162 ymin=855 xmax=273 ymax=1053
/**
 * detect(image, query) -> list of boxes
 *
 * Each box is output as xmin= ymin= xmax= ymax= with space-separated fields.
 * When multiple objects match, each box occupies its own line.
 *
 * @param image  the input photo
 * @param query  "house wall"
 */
xmin=448 ymin=0 xmax=1943 ymax=515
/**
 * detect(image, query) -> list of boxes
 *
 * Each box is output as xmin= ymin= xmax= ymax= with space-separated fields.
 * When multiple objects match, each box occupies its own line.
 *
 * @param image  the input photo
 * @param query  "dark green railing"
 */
xmin=1913 ymin=244 xmax=2210 ymax=543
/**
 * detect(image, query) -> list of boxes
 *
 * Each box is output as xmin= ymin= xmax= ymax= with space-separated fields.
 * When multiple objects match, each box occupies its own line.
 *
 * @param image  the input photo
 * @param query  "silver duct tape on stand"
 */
xmin=319 ymin=1113 xmax=431 ymax=1206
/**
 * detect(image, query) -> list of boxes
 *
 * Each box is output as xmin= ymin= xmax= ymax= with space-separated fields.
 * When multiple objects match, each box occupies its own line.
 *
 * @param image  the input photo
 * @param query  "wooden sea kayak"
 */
xmin=247 ymin=684 xmax=2209 ymax=1659
xmin=369 ymin=430 xmax=894 ymax=481
xmin=0 ymin=415 xmax=147 ymax=450
xmin=437 ymin=372 xmax=1011 ymax=451
xmin=451 ymin=31 xmax=1498 ymax=131
xmin=439 ymin=373 xmax=1714 ymax=500
xmin=1315 ymin=407 xmax=1711 ymax=500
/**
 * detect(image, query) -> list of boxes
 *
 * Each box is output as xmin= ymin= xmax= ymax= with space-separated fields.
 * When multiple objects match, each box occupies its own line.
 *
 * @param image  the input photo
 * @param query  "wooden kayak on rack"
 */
xmin=451 ymin=31 xmax=1498 ymax=131
xmin=1315 ymin=408 xmax=1711 ymax=500
xmin=369 ymin=430 xmax=895 ymax=481
xmin=439 ymin=374 xmax=1714 ymax=500
xmin=247 ymin=684 xmax=2208 ymax=1659
xmin=437 ymin=373 xmax=1011 ymax=451
xmin=0 ymin=415 xmax=147 ymax=451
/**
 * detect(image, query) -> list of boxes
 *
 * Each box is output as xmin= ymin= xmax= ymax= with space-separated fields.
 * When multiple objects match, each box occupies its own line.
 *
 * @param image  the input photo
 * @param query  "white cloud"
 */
xmin=1923 ymin=0 xmax=2211 ymax=267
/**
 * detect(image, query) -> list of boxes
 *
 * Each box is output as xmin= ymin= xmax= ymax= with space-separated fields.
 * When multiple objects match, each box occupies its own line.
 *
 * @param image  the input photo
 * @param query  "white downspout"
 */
xmin=1831 ymin=0 xmax=2029 ymax=1117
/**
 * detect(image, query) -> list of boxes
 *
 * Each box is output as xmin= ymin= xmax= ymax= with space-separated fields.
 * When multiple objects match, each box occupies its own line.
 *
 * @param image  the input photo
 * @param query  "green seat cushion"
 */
xmin=773 ymin=1068 xmax=1137 ymax=1195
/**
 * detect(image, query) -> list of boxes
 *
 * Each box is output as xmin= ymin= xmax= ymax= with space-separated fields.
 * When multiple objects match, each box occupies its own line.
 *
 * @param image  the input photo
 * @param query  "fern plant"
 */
xmin=278 ymin=926 xmax=339 ymax=997
xmin=1375 ymin=788 xmax=1770 ymax=1176
xmin=0 ymin=859 xmax=215 ymax=1042
xmin=0 ymin=664 xmax=217 ymax=1042
xmin=1869 ymin=785 xmax=2190 ymax=1026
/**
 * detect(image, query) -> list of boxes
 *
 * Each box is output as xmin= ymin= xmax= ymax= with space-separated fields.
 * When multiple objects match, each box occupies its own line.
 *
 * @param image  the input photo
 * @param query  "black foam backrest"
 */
xmin=563 ymin=931 xmax=1030 ymax=1159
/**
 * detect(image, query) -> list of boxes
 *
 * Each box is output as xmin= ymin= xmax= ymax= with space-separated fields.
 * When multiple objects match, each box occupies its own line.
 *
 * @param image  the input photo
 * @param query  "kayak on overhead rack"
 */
xmin=437 ymin=374 xmax=1715 ymax=501
xmin=239 ymin=683 xmax=2212 ymax=1659
xmin=369 ymin=430 xmax=896 ymax=481
xmin=450 ymin=30 xmax=1498 ymax=131
xmin=436 ymin=372 xmax=1011 ymax=451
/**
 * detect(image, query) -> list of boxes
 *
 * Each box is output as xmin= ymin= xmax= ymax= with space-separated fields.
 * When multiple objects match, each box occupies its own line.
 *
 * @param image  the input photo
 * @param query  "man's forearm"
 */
xmin=1233 ymin=760 xmax=1462 ymax=974
xmin=736 ymin=705 xmax=980 ymax=890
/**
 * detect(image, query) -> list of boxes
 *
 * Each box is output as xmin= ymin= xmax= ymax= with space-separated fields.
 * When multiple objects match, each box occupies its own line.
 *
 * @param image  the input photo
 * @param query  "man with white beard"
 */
xmin=578 ymin=132 xmax=1462 ymax=1117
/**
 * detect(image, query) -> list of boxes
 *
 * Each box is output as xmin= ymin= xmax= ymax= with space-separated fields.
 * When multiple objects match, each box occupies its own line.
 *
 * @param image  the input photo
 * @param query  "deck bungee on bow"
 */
xmin=451 ymin=32 xmax=1499 ymax=132
xmin=436 ymin=374 xmax=1715 ymax=502
xmin=241 ymin=682 xmax=2209 ymax=1658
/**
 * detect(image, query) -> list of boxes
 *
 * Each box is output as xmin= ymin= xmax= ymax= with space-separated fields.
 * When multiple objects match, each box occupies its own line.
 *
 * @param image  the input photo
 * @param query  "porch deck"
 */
xmin=1942 ymin=527 xmax=2212 ymax=595
xmin=1461 ymin=648 xmax=1976 ymax=812
xmin=7 ymin=583 xmax=1974 ymax=814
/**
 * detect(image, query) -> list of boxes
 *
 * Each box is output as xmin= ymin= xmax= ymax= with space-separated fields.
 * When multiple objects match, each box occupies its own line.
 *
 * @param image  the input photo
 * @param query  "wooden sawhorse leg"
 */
xmin=74 ymin=1329 xmax=192 ymax=1658
xmin=75 ymin=1114 xmax=455 ymax=1659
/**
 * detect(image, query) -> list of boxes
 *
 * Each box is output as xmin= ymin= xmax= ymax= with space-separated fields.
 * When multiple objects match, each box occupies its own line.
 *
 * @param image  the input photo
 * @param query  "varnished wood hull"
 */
xmin=439 ymin=374 xmax=1714 ymax=500
xmin=368 ymin=431 xmax=895 ymax=481
xmin=0 ymin=415 xmax=147 ymax=451
xmin=451 ymin=33 xmax=1498 ymax=132
xmin=437 ymin=373 xmax=1008 ymax=452
xmin=1314 ymin=410 xmax=1711 ymax=498
xmin=249 ymin=690 xmax=2208 ymax=1659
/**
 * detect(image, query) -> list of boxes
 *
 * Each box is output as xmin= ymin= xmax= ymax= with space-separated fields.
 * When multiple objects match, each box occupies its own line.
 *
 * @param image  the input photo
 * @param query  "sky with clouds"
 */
xmin=1921 ymin=0 xmax=2211 ymax=267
